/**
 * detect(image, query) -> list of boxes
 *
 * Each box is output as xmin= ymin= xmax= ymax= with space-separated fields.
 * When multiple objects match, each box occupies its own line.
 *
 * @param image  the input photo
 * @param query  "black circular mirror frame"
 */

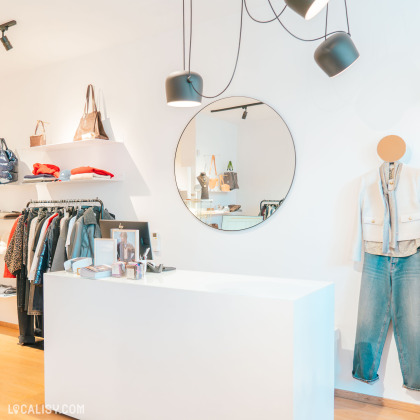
xmin=174 ymin=96 xmax=296 ymax=232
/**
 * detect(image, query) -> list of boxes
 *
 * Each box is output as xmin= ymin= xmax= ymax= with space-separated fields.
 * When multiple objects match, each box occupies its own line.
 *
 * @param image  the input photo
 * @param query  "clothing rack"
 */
xmin=26 ymin=198 xmax=104 ymax=217
xmin=260 ymin=200 xmax=282 ymax=212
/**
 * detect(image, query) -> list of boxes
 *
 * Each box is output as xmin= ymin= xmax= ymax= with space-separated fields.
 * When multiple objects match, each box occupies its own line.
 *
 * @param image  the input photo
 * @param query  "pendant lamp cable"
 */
xmin=262 ymin=0 xmax=351 ymax=42
xmin=187 ymin=0 xmax=244 ymax=99
xmin=324 ymin=4 xmax=328 ymax=41
xmin=183 ymin=0 xmax=186 ymax=70
xmin=244 ymin=1 xmax=287 ymax=24
xmin=182 ymin=0 xmax=352 ymax=100
xmin=344 ymin=0 xmax=351 ymax=36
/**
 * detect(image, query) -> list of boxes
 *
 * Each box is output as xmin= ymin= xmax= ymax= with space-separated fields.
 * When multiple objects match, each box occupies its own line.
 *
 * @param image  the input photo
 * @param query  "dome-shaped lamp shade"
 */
xmin=314 ymin=33 xmax=359 ymax=77
xmin=166 ymin=70 xmax=203 ymax=107
xmin=285 ymin=0 xmax=330 ymax=20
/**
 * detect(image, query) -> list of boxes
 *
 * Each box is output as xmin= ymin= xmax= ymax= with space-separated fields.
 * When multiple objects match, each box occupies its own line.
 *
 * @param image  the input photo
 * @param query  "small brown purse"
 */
xmin=30 ymin=120 xmax=46 ymax=147
xmin=73 ymin=84 xmax=109 ymax=141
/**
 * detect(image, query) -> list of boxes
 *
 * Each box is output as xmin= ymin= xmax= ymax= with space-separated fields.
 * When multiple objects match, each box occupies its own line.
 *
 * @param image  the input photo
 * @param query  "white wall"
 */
xmin=196 ymin=114 xmax=238 ymax=212
xmin=236 ymin=116 xmax=295 ymax=216
xmin=0 ymin=0 xmax=420 ymax=405
xmin=175 ymin=118 xmax=196 ymax=196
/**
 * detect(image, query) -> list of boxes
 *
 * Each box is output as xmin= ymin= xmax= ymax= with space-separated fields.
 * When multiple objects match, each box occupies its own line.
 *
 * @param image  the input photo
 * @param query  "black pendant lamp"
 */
xmin=166 ymin=0 xmax=204 ymax=107
xmin=264 ymin=0 xmax=358 ymax=77
xmin=166 ymin=0 xmax=244 ymax=107
xmin=314 ymin=32 xmax=359 ymax=77
xmin=312 ymin=0 xmax=359 ymax=77
xmin=284 ymin=0 xmax=331 ymax=20
xmin=166 ymin=71 xmax=203 ymax=107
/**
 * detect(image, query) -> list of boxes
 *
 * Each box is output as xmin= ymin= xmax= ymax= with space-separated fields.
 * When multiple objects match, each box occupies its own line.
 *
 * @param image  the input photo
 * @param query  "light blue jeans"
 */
xmin=353 ymin=251 xmax=420 ymax=391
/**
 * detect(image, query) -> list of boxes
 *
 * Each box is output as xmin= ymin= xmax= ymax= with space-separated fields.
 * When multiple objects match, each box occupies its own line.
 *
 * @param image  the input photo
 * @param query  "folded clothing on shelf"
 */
xmin=23 ymin=174 xmax=57 ymax=183
xmin=0 ymin=212 xmax=20 ymax=219
xmin=33 ymin=163 xmax=60 ymax=178
xmin=71 ymin=166 xmax=114 ymax=178
xmin=70 ymin=173 xmax=111 ymax=181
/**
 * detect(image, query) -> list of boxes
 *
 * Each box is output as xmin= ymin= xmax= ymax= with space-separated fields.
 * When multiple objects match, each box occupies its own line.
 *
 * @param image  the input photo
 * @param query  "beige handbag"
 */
xmin=30 ymin=120 xmax=46 ymax=147
xmin=73 ymin=84 xmax=109 ymax=141
xmin=208 ymin=155 xmax=219 ymax=190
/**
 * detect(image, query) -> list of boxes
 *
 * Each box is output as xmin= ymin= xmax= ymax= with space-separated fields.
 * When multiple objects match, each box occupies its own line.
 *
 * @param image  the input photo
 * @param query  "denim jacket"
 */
xmin=68 ymin=207 xmax=114 ymax=259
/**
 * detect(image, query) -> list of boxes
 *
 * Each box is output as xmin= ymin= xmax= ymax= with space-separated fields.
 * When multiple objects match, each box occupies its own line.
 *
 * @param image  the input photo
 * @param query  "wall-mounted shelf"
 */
xmin=195 ymin=210 xmax=243 ymax=216
xmin=209 ymin=190 xmax=232 ymax=194
xmin=18 ymin=139 xmax=124 ymax=153
xmin=1 ymin=177 xmax=124 ymax=187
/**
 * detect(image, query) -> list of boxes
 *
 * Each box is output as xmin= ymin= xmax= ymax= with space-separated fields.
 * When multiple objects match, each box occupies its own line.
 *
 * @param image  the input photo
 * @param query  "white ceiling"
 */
xmin=0 ymin=0 xmax=332 ymax=76
xmin=0 ymin=0 xmax=249 ymax=75
xmin=0 ymin=0 xmax=180 ymax=74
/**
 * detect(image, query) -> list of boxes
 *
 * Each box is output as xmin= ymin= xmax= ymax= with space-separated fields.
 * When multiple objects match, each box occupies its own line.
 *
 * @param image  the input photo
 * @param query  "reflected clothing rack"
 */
xmin=259 ymin=200 xmax=283 ymax=220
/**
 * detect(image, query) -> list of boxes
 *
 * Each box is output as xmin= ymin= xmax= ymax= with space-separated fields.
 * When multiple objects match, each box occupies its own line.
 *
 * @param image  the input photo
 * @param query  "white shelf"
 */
xmin=1 ymin=177 xmax=124 ymax=187
xmin=18 ymin=139 xmax=124 ymax=153
xmin=196 ymin=210 xmax=243 ymax=216
xmin=48 ymin=177 xmax=124 ymax=185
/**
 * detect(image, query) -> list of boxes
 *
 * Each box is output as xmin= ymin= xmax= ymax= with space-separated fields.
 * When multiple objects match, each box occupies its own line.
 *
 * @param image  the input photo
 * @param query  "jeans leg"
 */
xmin=392 ymin=251 xmax=420 ymax=390
xmin=353 ymin=253 xmax=392 ymax=383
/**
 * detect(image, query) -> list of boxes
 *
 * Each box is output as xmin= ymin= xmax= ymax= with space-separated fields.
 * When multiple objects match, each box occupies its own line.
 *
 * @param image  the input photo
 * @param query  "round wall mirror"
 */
xmin=174 ymin=96 xmax=296 ymax=231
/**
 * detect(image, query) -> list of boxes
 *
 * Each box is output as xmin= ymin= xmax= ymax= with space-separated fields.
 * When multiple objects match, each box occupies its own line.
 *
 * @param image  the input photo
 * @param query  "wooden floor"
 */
xmin=1 ymin=325 xmax=420 ymax=419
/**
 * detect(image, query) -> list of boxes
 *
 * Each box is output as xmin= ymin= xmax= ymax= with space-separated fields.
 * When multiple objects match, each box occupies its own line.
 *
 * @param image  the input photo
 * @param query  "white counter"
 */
xmin=44 ymin=270 xmax=334 ymax=420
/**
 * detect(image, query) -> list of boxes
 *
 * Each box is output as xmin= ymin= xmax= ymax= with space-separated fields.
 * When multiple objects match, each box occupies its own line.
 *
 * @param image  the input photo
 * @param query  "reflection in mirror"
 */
xmin=175 ymin=97 xmax=296 ymax=231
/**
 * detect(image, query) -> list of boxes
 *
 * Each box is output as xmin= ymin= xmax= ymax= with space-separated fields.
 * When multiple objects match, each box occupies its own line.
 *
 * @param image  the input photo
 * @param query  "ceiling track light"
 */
xmin=0 ymin=20 xmax=16 ymax=52
xmin=166 ymin=0 xmax=359 ymax=107
xmin=242 ymin=107 xmax=248 ymax=120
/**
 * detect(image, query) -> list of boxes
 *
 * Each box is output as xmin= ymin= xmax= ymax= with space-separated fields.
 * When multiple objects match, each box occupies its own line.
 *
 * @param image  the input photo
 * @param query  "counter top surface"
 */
xmin=46 ymin=270 xmax=333 ymax=301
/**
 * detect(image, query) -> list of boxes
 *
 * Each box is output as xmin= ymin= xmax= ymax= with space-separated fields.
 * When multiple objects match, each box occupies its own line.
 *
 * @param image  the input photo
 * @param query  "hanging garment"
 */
xmin=65 ymin=215 xmax=77 ymax=256
xmin=26 ymin=216 xmax=39 ymax=269
xmin=50 ymin=214 xmax=70 ymax=272
xmin=3 ymin=216 xmax=20 ymax=278
xmin=353 ymin=251 xmax=420 ymax=390
xmin=68 ymin=207 xmax=114 ymax=259
xmin=28 ymin=214 xmax=58 ymax=282
xmin=4 ymin=214 xmax=35 ymax=345
xmin=4 ymin=216 xmax=25 ymax=276
xmin=353 ymin=165 xmax=420 ymax=262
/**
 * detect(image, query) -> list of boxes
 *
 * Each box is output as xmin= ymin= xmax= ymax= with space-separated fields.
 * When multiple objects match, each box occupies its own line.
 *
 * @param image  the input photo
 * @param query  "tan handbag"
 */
xmin=219 ymin=174 xmax=230 ymax=192
xmin=208 ymin=155 xmax=219 ymax=190
xmin=73 ymin=84 xmax=109 ymax=141
xmin=30 ymin=120 xmax=47 ymax=147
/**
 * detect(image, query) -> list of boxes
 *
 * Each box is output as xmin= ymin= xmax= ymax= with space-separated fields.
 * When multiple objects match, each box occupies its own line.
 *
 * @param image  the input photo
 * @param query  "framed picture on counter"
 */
xmin=111 ymin=229 xmax=139 ymax=263
xmin=94 ymin=238 xmax=117 ymax=266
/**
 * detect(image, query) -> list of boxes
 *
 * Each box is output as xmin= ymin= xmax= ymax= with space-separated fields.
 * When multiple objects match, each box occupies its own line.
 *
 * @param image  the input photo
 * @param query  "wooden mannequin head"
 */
xmin=377 ymin=135 xmax=406 ymax=162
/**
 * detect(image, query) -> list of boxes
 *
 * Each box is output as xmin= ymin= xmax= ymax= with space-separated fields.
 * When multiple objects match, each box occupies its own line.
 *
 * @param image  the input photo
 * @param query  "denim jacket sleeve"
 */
xmin=34 ymin=234 xmax=50 ymax=285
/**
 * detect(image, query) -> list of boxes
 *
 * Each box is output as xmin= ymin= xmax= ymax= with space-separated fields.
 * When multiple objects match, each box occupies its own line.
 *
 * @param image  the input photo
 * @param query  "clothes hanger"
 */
xmin=377 ymin=135 xmax=406 ymax=163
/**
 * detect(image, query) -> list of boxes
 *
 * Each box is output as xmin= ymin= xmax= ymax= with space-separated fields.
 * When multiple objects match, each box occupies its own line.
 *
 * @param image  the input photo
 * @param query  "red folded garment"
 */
xmin=71 ymin=166 xmax=114 ymax=178
xmin=33 ymin=163 xmax=60 ymax=178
